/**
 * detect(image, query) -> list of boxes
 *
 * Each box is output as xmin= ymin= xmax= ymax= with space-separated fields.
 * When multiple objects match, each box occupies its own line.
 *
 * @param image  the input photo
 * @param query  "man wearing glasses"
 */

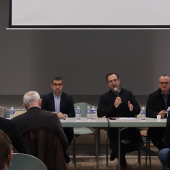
xmin=97 ymin=72 xmax=143 ymax=168
xmin=147 ymin=75 xmax=170 ymax=150
xmin=41 ymin=76 xmax=75 ymax=163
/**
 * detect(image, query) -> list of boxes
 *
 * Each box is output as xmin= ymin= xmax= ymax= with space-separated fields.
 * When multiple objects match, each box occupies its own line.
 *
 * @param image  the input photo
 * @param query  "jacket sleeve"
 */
xmin=10 ymin=121 xmax=27 ymax=153
xmin=65 ymin=96 xmax=75 ymax=117
xmin=146 ymin=94 xmax=158 ymax=118
xmin=129 ymin=91 xmax=140 ymax=116
xmin=97 ymin=95 xmax=116 ymax=118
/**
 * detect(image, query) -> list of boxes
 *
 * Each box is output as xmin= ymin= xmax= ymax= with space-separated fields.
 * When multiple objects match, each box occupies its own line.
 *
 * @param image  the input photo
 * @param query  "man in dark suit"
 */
xmin=12 ymin=91 xmax=68 ymax=166
xmin=146 ymin=75 xmax=170 ymax=150
xmin=97 ymin=72 xmax=143 ymax=168
xmin=41 ymin=76 xmax=75 ymax=162
xmin=0 ymin=117 xmax=26 ymax=153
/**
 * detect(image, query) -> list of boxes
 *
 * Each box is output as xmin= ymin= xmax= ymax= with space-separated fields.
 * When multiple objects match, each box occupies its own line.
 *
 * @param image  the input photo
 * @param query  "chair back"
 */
xmin=22 ymin=129 xmax=67 ymax=170
xmin=74 ymin=102 xmax=92 ymax=117
xmin=0 ymin=106 xmax=9 ymax=118
xmin=9 ymin=153 xmax=47 ymax=170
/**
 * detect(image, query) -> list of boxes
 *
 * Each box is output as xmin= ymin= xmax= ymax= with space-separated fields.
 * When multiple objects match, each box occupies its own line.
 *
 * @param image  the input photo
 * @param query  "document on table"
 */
xmin=119 ymin=118 xmax=136 ymax=120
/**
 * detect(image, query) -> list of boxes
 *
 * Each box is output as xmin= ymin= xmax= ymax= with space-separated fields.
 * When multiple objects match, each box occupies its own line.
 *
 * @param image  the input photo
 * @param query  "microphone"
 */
xmin=114 ymin=88 xmax=119 ymax=97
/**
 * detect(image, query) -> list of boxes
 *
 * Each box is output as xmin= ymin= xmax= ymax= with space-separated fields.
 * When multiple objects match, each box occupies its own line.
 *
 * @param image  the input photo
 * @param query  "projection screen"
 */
xmin=9 ymin=0 xmax=170 ymax=28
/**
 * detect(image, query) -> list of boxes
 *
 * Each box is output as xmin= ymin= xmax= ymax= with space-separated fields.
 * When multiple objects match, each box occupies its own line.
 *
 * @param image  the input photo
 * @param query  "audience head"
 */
xmin=159 ymin=75 xmax=170 ymax=95
xmin=51 ymin=76 xmax=64 ymax=95
xmin=106 ymin=72 xmax=120 ymax=91
xmin=23 ymin=91 xmax=41 ymax=110
xmin=0 ymin=130 xmax=13 ymax=170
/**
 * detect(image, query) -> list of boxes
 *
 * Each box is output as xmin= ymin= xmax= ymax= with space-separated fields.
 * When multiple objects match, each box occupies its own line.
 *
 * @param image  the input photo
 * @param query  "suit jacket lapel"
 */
xmin=50 ymin=93 xmax=55 ymax=112
xmin=60 ymin=92 xmax=64 ymax=113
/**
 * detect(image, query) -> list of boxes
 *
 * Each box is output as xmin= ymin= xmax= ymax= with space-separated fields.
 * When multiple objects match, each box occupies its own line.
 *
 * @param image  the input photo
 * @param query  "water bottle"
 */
xmin=91 ymin=106 xmax=96 ymax=120
xmin=76 ymin=106 xmax=81 ymax=120
xmin=10 ymin=107 xmax=15 ymax=118
xmin=86 ymin=106 xmax=91 ymax=119
xmin=141 ymin=106 xmax=146 ymax=120
xmin=167 ymin=107 xmax=170 ymax=118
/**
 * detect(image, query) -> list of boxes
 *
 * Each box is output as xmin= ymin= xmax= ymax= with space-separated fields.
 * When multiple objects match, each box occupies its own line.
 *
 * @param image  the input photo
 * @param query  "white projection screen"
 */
xmin=9 ymin=0 xmax=170 ymax=28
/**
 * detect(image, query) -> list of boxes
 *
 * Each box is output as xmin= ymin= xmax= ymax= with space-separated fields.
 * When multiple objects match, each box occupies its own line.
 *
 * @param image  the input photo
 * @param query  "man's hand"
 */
xmin=114 ymin=97 xmax=122 ymax=108
xmin=57 ymin=112 xmax=66 ymax=119
xmin=158 ymin=110 xmax=166 ymax=118
xmin=52 ymin=112 xmax=66 ymax=119
xmin=128 ymin=101 xmax=133 ymax=111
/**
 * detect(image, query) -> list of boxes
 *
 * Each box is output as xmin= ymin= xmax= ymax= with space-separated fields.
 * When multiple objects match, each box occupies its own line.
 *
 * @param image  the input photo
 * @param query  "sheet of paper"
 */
xmin=119 ymin=118 xmax=136 ymax=120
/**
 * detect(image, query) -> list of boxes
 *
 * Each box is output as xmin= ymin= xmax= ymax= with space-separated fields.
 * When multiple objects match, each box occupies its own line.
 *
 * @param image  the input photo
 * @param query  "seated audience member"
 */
xmin=12 ymin=91 xmax=68 ymax=169
xmin=0 ymin=106 xmax=8 ymax=118
xmin=146 ymin=75 xmax=170 ymax=150
xmin=97 ymin=72 xmax=143 ymax=168
xmin=159 ymin=148 xmax=170 ymax=170
xmin=0 ymin=117 xmax=26 ymax=153
xmin=0 ymin=129 xmax=13 ymax=170
xmin=159 ymin=102 xmax=170 ymax=170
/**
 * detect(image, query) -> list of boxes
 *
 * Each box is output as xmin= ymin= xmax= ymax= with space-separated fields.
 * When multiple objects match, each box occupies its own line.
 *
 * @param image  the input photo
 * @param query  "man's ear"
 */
xmin=7 ymin=150 xmax=13 ymax=168
xmin=39 ymin=99 xmax=42 ymax=107
xmin=23 ymin=103 xmax=28 ymax=110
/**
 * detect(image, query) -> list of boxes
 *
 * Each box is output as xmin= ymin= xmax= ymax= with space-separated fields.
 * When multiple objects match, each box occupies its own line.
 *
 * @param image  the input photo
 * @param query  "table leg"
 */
xmin=96 ymin=127 xmax=99 ymax=170
xmin=118 ymin=127 xmax=120 ymax=170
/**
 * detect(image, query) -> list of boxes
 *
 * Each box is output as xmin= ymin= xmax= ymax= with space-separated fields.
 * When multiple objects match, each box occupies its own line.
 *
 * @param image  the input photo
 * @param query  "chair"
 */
xmin=73 ymin=102 xmax=96 ymax=168
xmin=22 ymin=129 xmax=67 ymax=170
xmin=9 ymin=153 xmax=47 ymax=170
xmin=0 ymin=106 xmax=10 ymax=118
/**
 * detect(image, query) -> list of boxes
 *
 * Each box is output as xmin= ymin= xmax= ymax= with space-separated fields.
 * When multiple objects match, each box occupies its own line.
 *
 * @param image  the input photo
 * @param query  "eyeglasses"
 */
xmin=52 ymin=83 xmax=63 ymax=86
xmin=159 ymin=82 xmax=170 ymax=85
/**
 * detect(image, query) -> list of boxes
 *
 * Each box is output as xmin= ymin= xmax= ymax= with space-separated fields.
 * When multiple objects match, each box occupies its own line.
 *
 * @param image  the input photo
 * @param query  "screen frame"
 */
xmin=9 ymin=0 xmax=170 ymax=29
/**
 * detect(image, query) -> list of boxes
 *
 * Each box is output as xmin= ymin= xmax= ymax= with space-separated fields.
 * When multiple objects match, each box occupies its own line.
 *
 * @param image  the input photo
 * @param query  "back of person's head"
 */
xmin=23 ymin=91 xmax=41 ymax=109
xmin=0 ymin=130 xmax=13 ymax=170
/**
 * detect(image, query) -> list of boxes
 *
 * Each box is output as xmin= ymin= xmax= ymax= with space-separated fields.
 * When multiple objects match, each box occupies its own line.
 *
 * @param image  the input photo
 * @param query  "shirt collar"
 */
xmin=161 ymin=91 xmax=169 ymax=97
xmin=53 ymin=92 xmax=62 ymax=98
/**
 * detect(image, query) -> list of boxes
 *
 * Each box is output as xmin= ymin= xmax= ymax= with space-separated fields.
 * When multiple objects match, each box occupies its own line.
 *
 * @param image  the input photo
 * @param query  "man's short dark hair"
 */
xmin=0 ymin=130 xmax=13 ymax=169
xmin=51 ymin=76 xmax=63 ymax=84
xmin=106 ymin=72 xmax=120 ymax=82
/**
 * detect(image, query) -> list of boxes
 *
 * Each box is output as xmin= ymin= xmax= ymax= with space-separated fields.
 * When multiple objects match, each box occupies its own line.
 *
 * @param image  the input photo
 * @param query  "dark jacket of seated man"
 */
xmin=12 ymin=107 xmax=68 ymax=153
xmin=146 ymin=75 xmax=170 ymax=150
xmin=97 ymin=72 xmax=143 ymax=166
xmin=0 ymin=117 xmax=26 ymax=153
xmin=41 ymin=92 xmax=75 ymax=118
xmin=97 ymin=88 xmax=140 ymax=118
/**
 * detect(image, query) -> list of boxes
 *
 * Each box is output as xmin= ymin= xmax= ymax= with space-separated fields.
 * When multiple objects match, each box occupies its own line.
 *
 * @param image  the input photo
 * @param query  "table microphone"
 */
xmin=114 ymin=88 xmax=119 ymax=97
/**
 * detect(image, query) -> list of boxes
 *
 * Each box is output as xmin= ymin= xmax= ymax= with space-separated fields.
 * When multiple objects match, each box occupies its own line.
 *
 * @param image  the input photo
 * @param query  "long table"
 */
xmin=60 ymin=117 xmax=108 ymax=170
xmin=108 ymin=117 xmax=167 ymax=170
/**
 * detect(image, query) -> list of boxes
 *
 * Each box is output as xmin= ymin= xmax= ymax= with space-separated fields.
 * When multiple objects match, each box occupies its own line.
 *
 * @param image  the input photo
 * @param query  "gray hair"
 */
xmin=23 ymin=91 xmax=40 ymax=107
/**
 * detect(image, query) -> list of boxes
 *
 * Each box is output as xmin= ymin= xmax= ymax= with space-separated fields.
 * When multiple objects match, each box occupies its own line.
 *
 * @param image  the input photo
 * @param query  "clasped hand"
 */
xmin=52 ymin=112 xmax=66 ymax=119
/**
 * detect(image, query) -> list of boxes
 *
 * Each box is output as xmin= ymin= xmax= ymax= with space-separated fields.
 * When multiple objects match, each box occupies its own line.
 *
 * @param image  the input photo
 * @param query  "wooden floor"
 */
xmin=67 ymin=157 xmax=162 ymax=170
